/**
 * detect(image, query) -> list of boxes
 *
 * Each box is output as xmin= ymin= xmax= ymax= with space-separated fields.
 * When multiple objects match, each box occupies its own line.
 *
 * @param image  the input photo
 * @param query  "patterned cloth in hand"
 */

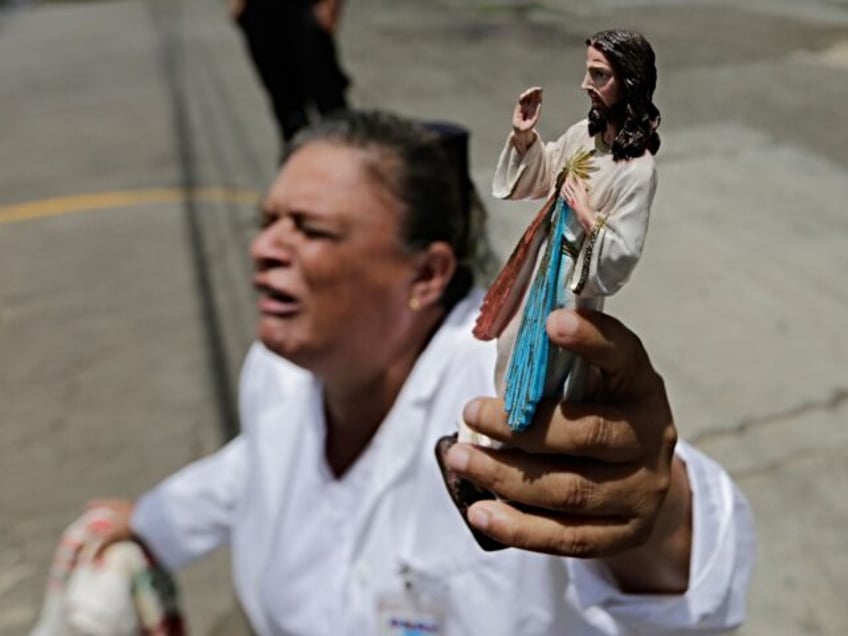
xmin=30 ymin=508 xmax=185 ymax=636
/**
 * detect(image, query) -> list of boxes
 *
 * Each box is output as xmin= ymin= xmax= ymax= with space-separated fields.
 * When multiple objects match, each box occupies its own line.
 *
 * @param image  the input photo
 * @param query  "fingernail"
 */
xmin=445 ymin=444 xmax=470 ymax=472
xmin=462 ymin=399 xmax=481 ymax=425
xmin=551 ymin=310 xmax=579 ymax=337
xmin=468 ymin=505 xmax=492 ymax=530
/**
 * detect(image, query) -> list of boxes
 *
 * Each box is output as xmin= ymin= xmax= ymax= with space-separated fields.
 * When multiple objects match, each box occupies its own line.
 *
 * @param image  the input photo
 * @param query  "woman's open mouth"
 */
xmin=256 ymin=284 xmax=301 ymax=315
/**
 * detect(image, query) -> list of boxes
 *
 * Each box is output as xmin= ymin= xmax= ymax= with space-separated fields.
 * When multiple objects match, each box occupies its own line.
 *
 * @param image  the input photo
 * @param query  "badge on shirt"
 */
xmin=377 ymin=595 xmax=443 ymax=635
xmin=377 ymin=566 xmax=446 ymax=636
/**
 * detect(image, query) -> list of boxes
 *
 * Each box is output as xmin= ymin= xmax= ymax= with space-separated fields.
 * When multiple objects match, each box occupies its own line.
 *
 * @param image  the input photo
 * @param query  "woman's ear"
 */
xmin=408 ymin=242 xmax=457 ymax=310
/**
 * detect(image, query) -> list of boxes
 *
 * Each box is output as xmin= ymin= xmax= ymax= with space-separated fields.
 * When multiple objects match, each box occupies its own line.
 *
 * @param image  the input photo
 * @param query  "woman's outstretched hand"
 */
xmin=447 ymin=309 xmax=692 ymax=593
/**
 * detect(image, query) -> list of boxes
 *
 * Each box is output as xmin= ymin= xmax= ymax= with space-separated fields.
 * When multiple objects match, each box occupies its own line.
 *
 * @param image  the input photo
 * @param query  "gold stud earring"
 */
xmin=408 ymin=297 xmax=421 ymax=311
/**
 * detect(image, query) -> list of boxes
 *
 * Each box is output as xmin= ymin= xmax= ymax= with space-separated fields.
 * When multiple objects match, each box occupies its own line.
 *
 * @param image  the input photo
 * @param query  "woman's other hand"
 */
xmin=86 ymin=498 xmax=137 ymax=558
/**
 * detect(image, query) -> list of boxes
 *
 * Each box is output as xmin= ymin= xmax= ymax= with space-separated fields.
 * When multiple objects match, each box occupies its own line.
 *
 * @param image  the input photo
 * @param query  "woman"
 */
xmin=91 ymin=110 xmax=752 ymax=634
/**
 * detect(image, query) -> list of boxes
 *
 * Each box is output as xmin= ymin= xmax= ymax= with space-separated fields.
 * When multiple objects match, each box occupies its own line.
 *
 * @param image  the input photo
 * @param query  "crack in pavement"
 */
xmin=731 ymin=442 xmax=848 ymax=480
xmin=692 ymin=387 xmax=848 ymax=446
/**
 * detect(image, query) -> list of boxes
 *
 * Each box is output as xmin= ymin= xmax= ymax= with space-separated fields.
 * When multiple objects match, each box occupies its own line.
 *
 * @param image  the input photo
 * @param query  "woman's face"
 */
xmin=581 ymin=45 xmax=622 ymax=110
xmin=251 ymin=141 xmax=420 ymax=377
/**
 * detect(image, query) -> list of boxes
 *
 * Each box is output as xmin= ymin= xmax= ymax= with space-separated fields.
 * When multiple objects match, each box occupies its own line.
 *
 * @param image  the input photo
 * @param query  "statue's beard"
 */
xmin=587 ymin=101 xmax=625 ymax=138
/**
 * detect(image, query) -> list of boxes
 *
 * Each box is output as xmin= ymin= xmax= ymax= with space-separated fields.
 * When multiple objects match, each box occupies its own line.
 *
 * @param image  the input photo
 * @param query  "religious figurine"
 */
xmin=474 ymin=28 xmax=662 ymax=431
xmin=436 ymin=29 xmax=662 ymax=550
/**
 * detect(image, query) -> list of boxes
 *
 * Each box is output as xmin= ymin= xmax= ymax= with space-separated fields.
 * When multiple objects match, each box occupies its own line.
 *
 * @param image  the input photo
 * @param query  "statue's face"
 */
xmin=580 ymin=46 xmax=622 ymax=111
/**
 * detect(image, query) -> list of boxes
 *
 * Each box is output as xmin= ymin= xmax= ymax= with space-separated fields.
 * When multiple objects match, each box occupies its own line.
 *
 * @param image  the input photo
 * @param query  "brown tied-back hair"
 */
xmin=586 ymin=29 xmax=661 ymax=161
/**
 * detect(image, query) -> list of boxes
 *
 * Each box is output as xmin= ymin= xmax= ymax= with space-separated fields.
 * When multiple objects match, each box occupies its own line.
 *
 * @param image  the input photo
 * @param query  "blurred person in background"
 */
xmin=230 ymin=0 xmax=349 ymax=158
xmin=87 ymin=110 xmax=754 ymax=635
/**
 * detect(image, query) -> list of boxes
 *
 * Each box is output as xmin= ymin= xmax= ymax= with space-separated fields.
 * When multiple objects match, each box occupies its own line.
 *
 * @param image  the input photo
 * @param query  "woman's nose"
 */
xmin=251 ymin=222 xmax=292 ymax=265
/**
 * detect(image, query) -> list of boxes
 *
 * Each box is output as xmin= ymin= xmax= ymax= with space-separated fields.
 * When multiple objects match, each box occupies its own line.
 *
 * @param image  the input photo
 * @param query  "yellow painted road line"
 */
xmin=0 ymin=187 xmax=262 ymax=226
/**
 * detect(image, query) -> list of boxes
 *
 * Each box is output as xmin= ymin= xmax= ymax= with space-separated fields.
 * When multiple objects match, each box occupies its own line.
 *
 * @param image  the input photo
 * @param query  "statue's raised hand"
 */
xmin=511 ymin=87 xmax=543 ymax=154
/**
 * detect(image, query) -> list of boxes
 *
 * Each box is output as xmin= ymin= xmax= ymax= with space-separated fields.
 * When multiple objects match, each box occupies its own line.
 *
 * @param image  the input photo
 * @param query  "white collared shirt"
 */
xmin=133 ymin=290 xmax=754 ymax=635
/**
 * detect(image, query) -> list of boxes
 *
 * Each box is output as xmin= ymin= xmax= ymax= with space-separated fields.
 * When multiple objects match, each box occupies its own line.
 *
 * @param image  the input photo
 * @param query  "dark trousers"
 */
xmin=236 ymin=0 xmax=349 ymax=143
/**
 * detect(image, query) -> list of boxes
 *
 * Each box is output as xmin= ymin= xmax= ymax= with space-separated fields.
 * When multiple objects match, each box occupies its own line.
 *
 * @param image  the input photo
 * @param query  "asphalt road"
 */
xmin=1 ymin=0 xmax=847 ymax=633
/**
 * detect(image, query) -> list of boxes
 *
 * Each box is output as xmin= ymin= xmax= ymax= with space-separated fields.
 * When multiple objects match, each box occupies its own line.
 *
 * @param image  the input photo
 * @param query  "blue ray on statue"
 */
xmin=504 ymin=195 xmax=574 ymax=430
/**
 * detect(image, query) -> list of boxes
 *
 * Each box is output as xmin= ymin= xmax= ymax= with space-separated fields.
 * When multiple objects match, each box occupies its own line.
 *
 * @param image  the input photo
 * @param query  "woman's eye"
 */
xmin=301 ymin=226 xmax=331 ymax=239
xmin=292 ymin=214 xmax=334 ymax=239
